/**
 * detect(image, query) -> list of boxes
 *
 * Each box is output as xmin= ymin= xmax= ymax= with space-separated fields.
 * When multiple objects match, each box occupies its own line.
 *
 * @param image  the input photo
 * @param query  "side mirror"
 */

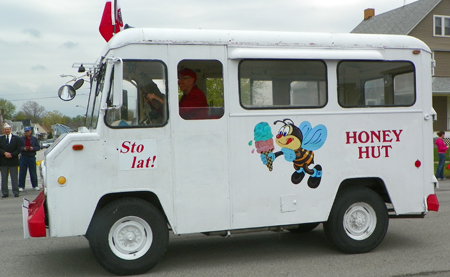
xmin=58 ymin=85 xmax=76 ymax=101
xmin=73 ymin=79 xmax=84 ymax=90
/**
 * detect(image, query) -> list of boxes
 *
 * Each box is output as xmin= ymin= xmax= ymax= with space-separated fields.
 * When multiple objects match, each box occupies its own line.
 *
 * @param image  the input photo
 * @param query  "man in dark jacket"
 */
xmin=19 ymin=126 xmax=40 ymax=191
xmin=0 ymin=123 xmax=21 ymax=198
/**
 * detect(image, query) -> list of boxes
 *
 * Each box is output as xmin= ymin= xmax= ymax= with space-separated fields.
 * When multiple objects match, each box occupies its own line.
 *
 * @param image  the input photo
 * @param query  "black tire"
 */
xmin=87 ymin=198 xmax=168 ymax=275
xmin=288 ymin=222 xmax=320 ymax=233
xmin=323 ymin=187 xmax=388 ymax=254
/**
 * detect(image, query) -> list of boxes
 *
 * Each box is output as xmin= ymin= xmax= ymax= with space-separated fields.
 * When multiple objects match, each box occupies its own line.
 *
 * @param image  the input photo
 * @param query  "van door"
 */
xmin=169 ymin=45 xmax=229 ymax=233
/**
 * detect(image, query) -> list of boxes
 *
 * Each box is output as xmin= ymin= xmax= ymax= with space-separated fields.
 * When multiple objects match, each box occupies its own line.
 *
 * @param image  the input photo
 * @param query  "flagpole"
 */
xmin=113 ymin=0 xmax=117 ymax=35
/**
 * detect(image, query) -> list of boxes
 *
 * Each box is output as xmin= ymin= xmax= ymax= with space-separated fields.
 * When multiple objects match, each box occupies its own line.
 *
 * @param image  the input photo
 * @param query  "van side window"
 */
xmin=177 ymin=60 xmax=224 ymax=120
xmin=239 ymin=60 xmax=327 ymax=109
xmin=338 ymin=61 xmax=415 ymax=107
xmin=105 ymin=60 xmax=168 ymax=127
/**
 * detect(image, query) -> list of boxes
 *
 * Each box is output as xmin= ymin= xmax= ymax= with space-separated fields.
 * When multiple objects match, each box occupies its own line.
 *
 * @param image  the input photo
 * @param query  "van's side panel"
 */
xmin=227 ymin=48 xmax=431 ymax=230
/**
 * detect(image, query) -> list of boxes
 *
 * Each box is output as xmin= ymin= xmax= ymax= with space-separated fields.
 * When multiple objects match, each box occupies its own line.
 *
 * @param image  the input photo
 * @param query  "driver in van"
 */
xmin=146 ymin=68 xmax=208 ymax=119
xmin=132 ymin=64 xmax=166 ymax=109
xmin=127 ymin=63 xmax=166 ymax=124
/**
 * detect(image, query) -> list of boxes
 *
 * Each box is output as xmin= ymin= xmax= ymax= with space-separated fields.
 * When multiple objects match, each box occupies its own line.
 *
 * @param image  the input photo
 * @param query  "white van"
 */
xmin=23 ymin=28 xmax=439 ymax=275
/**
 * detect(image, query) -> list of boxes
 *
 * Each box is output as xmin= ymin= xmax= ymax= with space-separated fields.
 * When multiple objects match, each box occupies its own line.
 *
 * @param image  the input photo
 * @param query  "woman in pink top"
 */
xmin=435 ymin=131 xmax=448 ymax=181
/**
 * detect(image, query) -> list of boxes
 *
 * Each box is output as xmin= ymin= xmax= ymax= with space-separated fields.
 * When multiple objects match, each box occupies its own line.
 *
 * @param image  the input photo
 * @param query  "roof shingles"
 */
xmin=352 ymin=0 xmax=441 ymax=34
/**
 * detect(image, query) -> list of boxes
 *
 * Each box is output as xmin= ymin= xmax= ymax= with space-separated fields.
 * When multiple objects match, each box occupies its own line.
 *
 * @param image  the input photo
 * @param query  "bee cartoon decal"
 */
xmin=254 ymin=119 xmax=327 ymax=188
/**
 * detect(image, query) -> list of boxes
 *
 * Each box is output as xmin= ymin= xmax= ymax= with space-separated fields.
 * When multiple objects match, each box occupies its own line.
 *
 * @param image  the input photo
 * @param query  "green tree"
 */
xmin=0 ymin=98 xmax=16 ymax=119
xmin=72 ymin=115 xmax=85 ymax=123
xmin=21 ymin=101 xmax=46 ymax=123
xmin=14 ymin=111 xmax=27 ymax=121
xmin=206 ymin=78 xmax=224 ymax=107
xmin=42 ymin=110 xmax=67 ymax=125
xmin=239 ymin=78 xmax=265 ymax=106
xmin=240 ymin=78 xmax=253 ymax=106
xmin=65 ymin=115 xmax=85 ymax=129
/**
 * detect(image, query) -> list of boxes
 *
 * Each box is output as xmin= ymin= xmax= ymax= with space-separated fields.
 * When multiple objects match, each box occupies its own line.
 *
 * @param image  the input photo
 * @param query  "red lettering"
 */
xmin=382 ymin=130 xmax=392 ymax=143
xmin=131 ymin=156 xmax=137 ymax=168
xmin=132 ymin=156 xmax=156 ymax=169
xmin=370 ymin=131 xmax=381 ymax=143
xmin=358 ymin=131 xmax=369 ymax=143
xmin=136 ymin=159 xmax=144 ymax=168
xmin=120 ymin=141 xmax=131 ymax=153
xmin=392 ymin=130 xmax=403 ymax=142
xmin=381 ymin=145 xmax=392 ymax=157
xmin=130 ymin=142 xmax=137 ymax=153
xmin=348 ymin=130 xmax=399 ymax=159
xmin=121 ymin=142 xmax=146 ymax=153
xmin=358 ymin=145 xmax=393 ymax=159
xmin=358 ymin=146 xmax=370 ymax=159
xmin=136 ymin=144 xmax=144 ymax=153
xmin=371 ymin=146 xmax=381 ymax=158
xmin=346 ymin=132 xmax=357 ymax=144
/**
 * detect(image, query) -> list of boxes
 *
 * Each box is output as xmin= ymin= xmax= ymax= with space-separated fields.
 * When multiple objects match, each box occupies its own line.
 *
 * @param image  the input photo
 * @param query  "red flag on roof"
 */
xmin=99 ymin=0 xmax=124 ymax=42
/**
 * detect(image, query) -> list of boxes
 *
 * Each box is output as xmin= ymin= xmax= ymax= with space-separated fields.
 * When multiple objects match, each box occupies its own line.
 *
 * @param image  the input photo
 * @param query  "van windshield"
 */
xmin=85 ymin=63 xmax=107 ymax=129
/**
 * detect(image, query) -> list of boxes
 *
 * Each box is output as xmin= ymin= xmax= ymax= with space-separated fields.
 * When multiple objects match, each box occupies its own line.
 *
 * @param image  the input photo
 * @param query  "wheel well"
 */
xmin=87 ymin=191 xmax=169 ymax=236
xmin=338 ymin=178 xmax=391 ymax=203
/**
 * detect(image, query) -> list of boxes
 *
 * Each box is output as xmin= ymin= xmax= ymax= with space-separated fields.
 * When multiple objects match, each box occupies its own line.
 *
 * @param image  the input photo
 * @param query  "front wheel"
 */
xmin=87 ymin=198 xmax=168 ymax=275
xmin=323 ymin=187 xmax=388 ymax=254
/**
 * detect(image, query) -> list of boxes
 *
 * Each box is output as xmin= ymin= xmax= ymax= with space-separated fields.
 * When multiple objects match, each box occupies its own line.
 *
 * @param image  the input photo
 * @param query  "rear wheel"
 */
xmin=87 ymin=198 xmax=168 ymax=275
xmin=323 ymin=187 xmax=388 ymax=253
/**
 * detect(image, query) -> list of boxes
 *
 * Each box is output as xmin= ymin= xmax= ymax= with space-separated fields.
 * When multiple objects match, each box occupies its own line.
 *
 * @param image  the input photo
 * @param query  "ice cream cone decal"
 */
xmin=262 ymin=151 xmax=273 ymax=171
xmin=254 ymin=122 xmax=275 ymax=171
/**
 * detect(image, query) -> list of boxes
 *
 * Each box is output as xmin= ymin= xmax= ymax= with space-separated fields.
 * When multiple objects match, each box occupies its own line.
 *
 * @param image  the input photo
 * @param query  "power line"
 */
xmin=3 ymin=94 xmax=88 ymax=102
xmin=0 ymin=88 xmax=89 ymax=98
xmin=8 ymin=96 xmax=59 ymax=101
xmin=0 ymin=93 xmax=54 ymax=97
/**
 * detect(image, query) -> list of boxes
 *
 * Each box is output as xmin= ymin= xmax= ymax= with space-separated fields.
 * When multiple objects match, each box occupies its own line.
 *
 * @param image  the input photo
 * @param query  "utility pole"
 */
xmin=1 ymin=108 xmax=4 ymax=134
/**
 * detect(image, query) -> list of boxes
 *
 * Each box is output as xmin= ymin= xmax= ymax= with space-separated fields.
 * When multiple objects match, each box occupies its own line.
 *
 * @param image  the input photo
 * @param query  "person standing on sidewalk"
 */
xmin=435 ymin=131 xmax=448 ymax=181
xmin=19 ymin=126 xmax=40 ymax=191
xmin=0 ymin=123 xmax=21 ymax=198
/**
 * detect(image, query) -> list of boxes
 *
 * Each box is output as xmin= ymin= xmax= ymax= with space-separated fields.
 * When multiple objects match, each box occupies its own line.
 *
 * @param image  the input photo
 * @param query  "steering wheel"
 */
xmin=139 ymin=98 xmax=164 ymax=125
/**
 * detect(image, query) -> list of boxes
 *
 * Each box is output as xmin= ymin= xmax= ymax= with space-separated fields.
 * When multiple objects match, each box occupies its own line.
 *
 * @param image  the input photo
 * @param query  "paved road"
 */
xmin=1 ymin=153 xmax=450 ymax=276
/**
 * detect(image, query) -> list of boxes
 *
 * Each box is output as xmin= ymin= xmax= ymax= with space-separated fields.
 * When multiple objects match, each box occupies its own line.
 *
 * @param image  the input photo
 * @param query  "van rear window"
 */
xmin=239 ymin=60 xmax=327 ymax=109
xmin=338 ymin=61 xmax=415 ymax=107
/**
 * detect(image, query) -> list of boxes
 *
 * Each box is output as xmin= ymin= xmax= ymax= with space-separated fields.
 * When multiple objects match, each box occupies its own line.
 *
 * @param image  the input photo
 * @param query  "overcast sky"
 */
xmin=0 ymin=0 xmax=417 ymax=118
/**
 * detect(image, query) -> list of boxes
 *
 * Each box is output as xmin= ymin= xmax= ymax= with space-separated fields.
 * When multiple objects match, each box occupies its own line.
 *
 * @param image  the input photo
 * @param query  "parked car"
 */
xmin=40 ymin=139 xmax=55 ymax=149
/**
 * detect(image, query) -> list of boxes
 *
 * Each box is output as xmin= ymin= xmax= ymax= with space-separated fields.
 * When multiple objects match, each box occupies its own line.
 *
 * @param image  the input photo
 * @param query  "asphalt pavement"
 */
xmin=1 ymin=153 xmax=450 ymax=276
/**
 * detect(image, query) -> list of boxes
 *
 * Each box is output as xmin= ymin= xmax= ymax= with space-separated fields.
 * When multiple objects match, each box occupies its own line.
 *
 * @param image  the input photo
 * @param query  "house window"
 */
xmin=434 ymin=15 xmax=450 ymax=36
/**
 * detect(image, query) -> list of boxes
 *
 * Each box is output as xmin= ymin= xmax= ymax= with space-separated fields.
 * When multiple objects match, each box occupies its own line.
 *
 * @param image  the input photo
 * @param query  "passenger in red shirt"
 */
xmin=146 ymin=68 xmax=208 ymax=119
xmin=177 ymin=68 xmax=208 ymax=119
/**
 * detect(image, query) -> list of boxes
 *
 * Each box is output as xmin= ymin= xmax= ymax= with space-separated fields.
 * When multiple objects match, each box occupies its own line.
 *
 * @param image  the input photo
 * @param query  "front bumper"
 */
xmin=22 ymin=191 xmax=46 ymax=238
